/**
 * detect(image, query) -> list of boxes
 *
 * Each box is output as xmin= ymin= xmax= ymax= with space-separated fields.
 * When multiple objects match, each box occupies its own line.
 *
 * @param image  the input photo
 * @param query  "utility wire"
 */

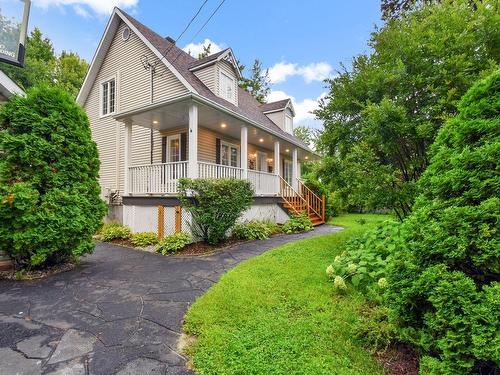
xmin=148 ymin=0 xmax=209 ymax=70
xmin=170 ymin=0 xmax=227 ymax=66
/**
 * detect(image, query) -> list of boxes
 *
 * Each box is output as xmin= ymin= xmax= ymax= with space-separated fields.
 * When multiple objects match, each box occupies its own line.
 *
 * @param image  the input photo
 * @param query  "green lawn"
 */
xmin=183 ymin=214 xmax=389 ymax=375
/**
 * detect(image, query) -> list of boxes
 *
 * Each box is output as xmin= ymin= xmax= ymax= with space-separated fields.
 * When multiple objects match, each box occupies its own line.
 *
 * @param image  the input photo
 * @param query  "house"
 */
xmin=77 ymin=7 xmax=324 ymax=236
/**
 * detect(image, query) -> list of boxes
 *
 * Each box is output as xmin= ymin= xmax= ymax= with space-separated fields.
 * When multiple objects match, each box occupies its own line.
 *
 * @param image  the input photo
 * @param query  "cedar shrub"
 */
xmin=386 ymin=71 xmax=500 ymax=374
xmin=0 ymin=85 xmax=106 ymax=268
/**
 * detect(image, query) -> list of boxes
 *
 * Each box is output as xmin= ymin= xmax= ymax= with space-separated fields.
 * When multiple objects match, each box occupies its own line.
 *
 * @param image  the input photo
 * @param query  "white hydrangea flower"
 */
xmin=378 ymin=277 xmax=388 ymax=289
xmin=326 ymin=264 xmax=335 ymax=279
xmin=334 ymin=255 xmax=342 ymax=264
xmin=334 ymin=276 xmax=347 ymax=291
xmin=347 ymin=263 xmax=358 ymax=274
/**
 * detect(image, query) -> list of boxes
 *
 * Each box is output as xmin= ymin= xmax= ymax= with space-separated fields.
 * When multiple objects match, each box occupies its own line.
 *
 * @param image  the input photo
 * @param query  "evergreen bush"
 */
xmin=0 ymin=85 xmax=106 ymax=268
xmin=386 ymin=72 xmax=500 ymax=374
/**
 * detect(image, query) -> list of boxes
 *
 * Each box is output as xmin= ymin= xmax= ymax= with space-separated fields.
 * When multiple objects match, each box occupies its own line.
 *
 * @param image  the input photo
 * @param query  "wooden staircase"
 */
xmin=279 ymin=177 xmax=325 ymax=226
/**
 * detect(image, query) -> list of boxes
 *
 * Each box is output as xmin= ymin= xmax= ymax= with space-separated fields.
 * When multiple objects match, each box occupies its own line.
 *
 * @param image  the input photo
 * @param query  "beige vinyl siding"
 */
xmin=265 ymin=110 xmax=285 ymax=130
xmin=216 ymin=60 xmax=238 ymax=106
xmin=84 ymin=20 xmax=189 ymax=196
xmin=193 ymin=65 xmax=217 ymax=93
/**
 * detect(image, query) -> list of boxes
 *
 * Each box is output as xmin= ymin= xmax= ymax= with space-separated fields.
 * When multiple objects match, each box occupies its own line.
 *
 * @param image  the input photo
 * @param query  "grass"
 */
xmin=183 ymin=213 xmax=390 ymax=375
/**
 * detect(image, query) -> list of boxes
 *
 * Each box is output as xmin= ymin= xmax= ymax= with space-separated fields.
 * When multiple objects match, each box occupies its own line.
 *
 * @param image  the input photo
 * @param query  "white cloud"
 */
xmin=267 ymin=90 xmax=327 ymax=126
xmin=32 ymin=0 xmax=138 ymax=16
xmin=267 ymin=62 xmax=298 ymax=84
xmin=183 ymin=39 xmax=224 ymax=58
xmin=267 ymin=61 xmax=332 ymax=84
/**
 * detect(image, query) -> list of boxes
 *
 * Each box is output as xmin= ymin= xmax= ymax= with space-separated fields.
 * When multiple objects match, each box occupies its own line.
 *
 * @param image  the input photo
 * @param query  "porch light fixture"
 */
xmin=221 ymin=123 xmax=227 ymax=128
xmin=305 ymin=156 xmax=309 ymax=160
xmin=153 ymin=120 xmax=159 ymax=124
xmin=259 ymin=138 xmax=264 ymax=143
xmin=285 ymin=149 xmax=290 ymax=153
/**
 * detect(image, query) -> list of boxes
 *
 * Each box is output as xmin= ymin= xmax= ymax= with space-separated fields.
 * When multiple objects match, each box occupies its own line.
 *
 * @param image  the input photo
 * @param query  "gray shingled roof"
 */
xmin=120 ymin=9 xmax=310 ymax=151
xmin=260 ymin=99 xmax=291 ymax=113
xmin=188 ymin=49 xmax=228 ymax=69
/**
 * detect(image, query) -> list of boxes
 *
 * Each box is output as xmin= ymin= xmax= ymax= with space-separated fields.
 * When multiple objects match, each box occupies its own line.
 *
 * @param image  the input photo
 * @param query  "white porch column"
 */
xmin=241 ymin=126 xmax=248 ymax=179
xmin=292 ymin=148 xmax=299 ymax=190
xmin=188 ymin=103 xmax=198 ymax=179
xmin=123 ymin=122 xmax=132 ymax=195
xmin=274 ymin=141 xmax=280 ymax=195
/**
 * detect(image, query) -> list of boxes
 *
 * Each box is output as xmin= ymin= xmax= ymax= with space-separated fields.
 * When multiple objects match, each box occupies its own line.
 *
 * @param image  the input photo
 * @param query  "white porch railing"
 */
xmin=198 ymin=161 xmax=243 ymax=179
xmin=128 ymin=162 xmax=278 ymax=195
xmin=248 ymin=170 xmax=278 ymax=195
xmin=129 ymin=161 xmax=187 ymax=194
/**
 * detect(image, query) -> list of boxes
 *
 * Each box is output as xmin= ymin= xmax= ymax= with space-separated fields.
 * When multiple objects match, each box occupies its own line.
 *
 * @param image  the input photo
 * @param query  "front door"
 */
xmin=257 ymin=152 xmax=267 ymax=172
xmin=167 ymin=135 xmax=180 ymax=163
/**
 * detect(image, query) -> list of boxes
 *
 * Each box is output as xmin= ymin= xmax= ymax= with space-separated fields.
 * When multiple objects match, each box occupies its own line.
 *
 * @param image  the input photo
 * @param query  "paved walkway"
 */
xmin=0 ymin=225 xmax=341 ymax=375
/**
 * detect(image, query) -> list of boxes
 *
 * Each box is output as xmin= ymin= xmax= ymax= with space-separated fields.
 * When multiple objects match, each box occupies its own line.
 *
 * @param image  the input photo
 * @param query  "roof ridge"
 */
xmin=118 ymin=7 xmax=197 ymax=65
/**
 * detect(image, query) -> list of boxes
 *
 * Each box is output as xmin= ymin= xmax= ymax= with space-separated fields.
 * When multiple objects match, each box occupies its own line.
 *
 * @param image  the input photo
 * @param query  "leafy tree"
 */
xmin=381 ymin=0 xmax=438 ymax=19
xmin=0 ymin=27 xmax=56 ymax=89
xmin=0 ymin=85 xmax=107 ymax=268
xmin=55 ymin=51 xmax=89 ymax=98
xmin=386 ymin=71 xmax=500 ymax=374
xmin=198 ymin=43 xmax=211 ymax=59
xmin=293 ymin=125 xmax=316 ymax=147
xmin=315 ymin=0 xmax=499 ymax=219
xmin=178 ymin=178 xmax=253 ymax=245
xmin=0 ymin=28 xmax=88 ymax=97
xmin=239 ymin=59 xmax=270 ymax=104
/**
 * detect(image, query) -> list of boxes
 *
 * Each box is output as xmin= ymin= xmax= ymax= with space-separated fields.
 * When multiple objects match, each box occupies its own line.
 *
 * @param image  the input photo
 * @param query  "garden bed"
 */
xmin=0 ymin=261 xmax=76 ymax=281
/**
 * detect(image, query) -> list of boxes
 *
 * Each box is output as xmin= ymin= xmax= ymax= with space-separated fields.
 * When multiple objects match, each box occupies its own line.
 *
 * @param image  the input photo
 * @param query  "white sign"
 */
xmin=0 ymin=0 xmax=30 ymax=67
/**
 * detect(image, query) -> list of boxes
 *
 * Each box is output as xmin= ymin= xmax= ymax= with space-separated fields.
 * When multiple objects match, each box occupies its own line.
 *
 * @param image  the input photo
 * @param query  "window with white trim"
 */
xmin=220 ymin=71 xmax=234 ymax=102
xmin=101 ymin=78 xmax=116 ymax=116
xmin=285 ymin=115 xmax=293 ymax=134
xmin=220 ymin=141 xmax=239 ymax=167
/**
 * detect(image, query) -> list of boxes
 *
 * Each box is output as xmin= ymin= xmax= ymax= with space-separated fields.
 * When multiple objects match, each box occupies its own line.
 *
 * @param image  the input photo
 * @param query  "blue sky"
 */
xmin=19 ymin=0 xmax=382 ymax=127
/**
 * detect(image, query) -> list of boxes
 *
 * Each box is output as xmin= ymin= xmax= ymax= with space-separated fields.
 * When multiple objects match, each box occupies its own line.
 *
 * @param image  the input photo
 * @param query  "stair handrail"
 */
xmin=297 ymin=180 xmax=324 ymax=222
xmin=278 ymin=176 xmax=307 ymax=216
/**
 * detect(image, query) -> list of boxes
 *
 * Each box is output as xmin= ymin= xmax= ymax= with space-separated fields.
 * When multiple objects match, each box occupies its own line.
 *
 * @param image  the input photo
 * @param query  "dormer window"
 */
xmin=220 ymin=71 xmax=234 ymax=102
xmin=101 ymin=78 xmax=116 ymax=116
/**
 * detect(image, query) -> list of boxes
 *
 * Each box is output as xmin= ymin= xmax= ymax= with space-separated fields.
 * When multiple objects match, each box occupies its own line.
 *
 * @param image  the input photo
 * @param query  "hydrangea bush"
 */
xmin=326 ymin=221 xmax=401 ymax=297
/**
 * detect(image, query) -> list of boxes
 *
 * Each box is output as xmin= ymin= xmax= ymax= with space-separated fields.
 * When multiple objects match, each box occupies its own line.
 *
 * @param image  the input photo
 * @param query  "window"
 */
xmin=220 ymin=141 xmax=239 ymax=167
xmin=285 ymin=115 xmax=293 ymax=134
xmin=220 ymin=72 xmax=234 ymax=101
xmin=101 ymin=78 xmax=116 ymax=116
xmin=167 ymin=135 xmax=180 ymax=162
xmin=283 ymin=159 xmax=293 ymax=185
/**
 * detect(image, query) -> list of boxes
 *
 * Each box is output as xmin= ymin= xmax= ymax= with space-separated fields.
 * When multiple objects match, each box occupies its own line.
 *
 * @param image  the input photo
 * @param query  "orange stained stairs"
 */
xmin=279 ymin=177 xmax=326 ymax=226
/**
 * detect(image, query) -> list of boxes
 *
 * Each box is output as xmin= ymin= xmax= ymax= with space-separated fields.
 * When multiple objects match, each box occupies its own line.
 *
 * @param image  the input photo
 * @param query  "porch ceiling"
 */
xmin=114 ymin=96 xmax=317 ymax=161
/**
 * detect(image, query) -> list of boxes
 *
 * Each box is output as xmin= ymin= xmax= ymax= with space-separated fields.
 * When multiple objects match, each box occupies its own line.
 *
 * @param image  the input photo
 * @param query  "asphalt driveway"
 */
xmin=0 ymin=225 xmax=341 ymax=375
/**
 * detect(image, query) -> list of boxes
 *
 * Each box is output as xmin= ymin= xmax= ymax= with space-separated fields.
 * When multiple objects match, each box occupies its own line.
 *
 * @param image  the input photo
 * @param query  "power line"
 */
xmin=148 ymin=0 xmax=209 ymax=70
xmin=170 ymin=0 xmax=227 ymax=65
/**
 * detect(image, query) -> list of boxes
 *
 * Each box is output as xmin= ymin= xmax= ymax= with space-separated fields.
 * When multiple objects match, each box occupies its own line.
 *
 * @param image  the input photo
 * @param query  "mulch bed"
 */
xmin=0 ymin=261 xmax=77 ymax=281
xmin=107 ymin=237 xmax=248 ymax=257
xmin=376 ymin=343 xmax=419 ymax=375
